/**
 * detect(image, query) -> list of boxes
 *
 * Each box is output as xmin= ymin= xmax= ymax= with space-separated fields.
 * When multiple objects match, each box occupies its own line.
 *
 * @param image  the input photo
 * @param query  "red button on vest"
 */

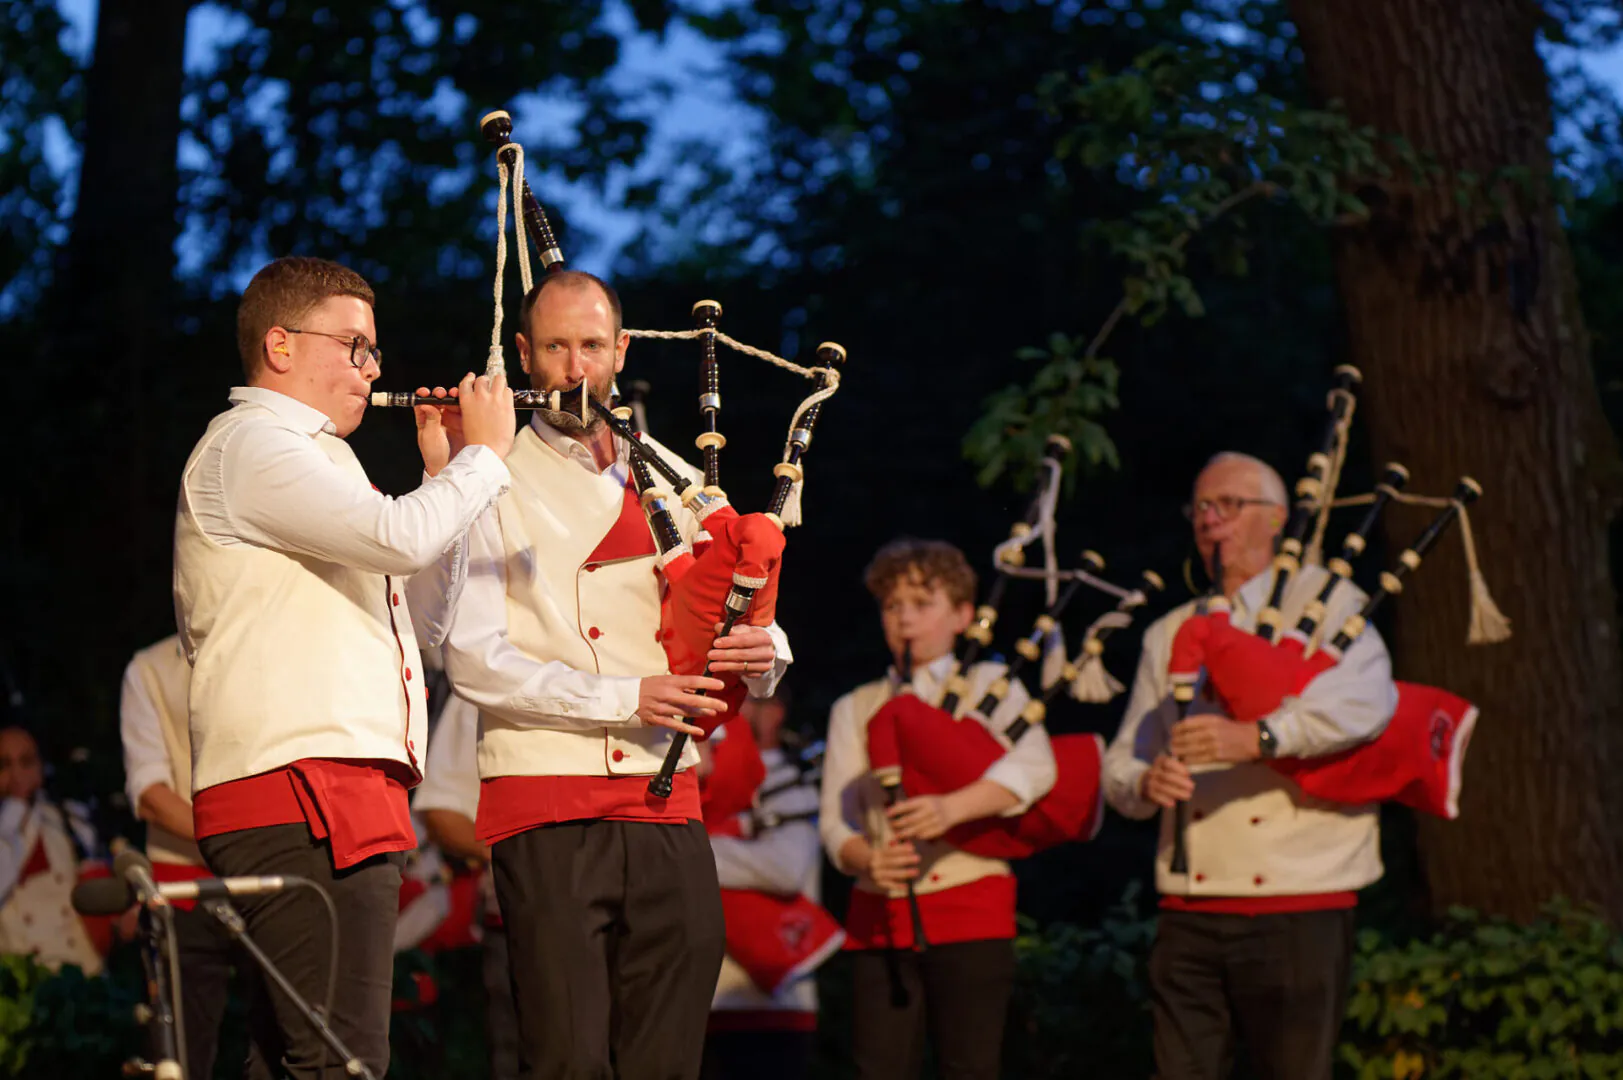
xmin=1253 ymin=875 xmax=1265 ymax=886
xmin=405 ymin=668 xmax=413 ymax=681
xmin=612 ymin=750 xmax=625 ymax=762
xmin=1192 ymin=810 xmax=1205 ymax=821
xmin=392 ymin=593 xmax=400 ymax=606
xmin=1194 ymin=873 xmax=1206 ymax=883
xmin=588 ymin=627 xmax=601 ymax=640
xmin=1250 ymin=817 xmax=1262 ymax=825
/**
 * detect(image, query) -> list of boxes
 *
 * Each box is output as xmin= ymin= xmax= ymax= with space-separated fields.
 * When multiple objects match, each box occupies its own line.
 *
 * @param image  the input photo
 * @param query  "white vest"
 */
xmin=476 ymin=426 xmax=700 ymax=779
xmin=175 ymin=409 xmax=426 ymax=794
xmin=1148 ymin=566 xmax=1384 ymax=897
xmin=835 ymin=663 xmax=1021 ymax=900
xmin=128 ymin=635 xmax=204 ymax=866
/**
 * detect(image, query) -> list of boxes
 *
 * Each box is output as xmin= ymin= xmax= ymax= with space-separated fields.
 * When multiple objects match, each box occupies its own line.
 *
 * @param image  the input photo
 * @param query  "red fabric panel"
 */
xmin=842 ymin=874 xmax=1017 ymax=950
xmin=475 ymin=770 xmax=702 ymax=845
xmin=587 ymin=482 xmax=659 ymax=565
xmin=701 ymin=716 xmax=767 ymax=826
xmin=192 ymin=761 xmax=415 ymax=869
xmin=1159 ymin=891 xmax=1358 ymax=915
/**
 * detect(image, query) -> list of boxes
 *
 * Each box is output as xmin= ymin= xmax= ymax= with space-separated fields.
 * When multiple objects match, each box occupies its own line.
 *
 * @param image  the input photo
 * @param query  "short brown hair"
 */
xmin=864 ymin=538 xmax=978 ymax=607
xmin=236 ymin=256 xmax=376 ymax=380
xmin=520 ymin=269 xmax=623 ymax=339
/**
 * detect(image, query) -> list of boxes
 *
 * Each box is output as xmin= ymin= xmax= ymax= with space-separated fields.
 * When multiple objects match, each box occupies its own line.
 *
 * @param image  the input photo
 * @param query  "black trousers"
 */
xmin=483 ymin=924 xmax=521 ymax=1080
xmin=700 ymin=1029 xmax=814 ymax=1080
xmin=1149 ymin=908 xmax=1357 ymax=1080
xmin=849 ymin=939 xmax=1017 ymax=1080
xmin=492 ymin=819 xmax=726 ymax=1080
xmin=199 ymin=824 xmax=404 ymax=1080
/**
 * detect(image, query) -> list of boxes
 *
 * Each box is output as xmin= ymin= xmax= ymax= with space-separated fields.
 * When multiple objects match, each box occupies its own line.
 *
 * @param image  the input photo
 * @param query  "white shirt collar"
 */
xmin=1227 ymin=565 xmax=1277 ymax=616
xmin=229 ymin=386 xmax=337 ymax=436
xmin=529 ymin=413 xmax=631 ymax=480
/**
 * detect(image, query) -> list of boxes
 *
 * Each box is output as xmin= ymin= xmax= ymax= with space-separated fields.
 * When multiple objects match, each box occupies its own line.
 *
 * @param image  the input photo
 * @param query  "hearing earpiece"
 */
xmin=273 ymin=346 xmax=290 ymax=355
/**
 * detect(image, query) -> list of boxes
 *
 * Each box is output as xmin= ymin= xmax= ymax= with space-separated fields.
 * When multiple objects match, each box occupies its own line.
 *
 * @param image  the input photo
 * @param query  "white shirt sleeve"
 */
xmin=712 ymin=820 xmax=820 ymax=895
xmin=442 ymin=506 xmax=643 ymax=731
xmin=412 ymin=694 xmax=483 ymax=820
xmin=818 ymin=693 xmax=868 ymax=874
xmin=1103 ymin=627 xmax=1170 ymax=822
xmin=742 ymin=620 xmax=793 ymax=699
xmin=978 ymin=675 xmax=1058 ymax=814
xmin=119 ymin=658 xmax=178 ymax=812
xmin=208 ymin=421 xmax=511 ymax=577
xmin=1265 ymin=627 xmax=1398 ymax=758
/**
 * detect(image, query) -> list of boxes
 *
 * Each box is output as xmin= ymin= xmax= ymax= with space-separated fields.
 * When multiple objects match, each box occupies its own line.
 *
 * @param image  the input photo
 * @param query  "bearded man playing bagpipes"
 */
xmin=430 ymin=269 xmax=792 ymax=1079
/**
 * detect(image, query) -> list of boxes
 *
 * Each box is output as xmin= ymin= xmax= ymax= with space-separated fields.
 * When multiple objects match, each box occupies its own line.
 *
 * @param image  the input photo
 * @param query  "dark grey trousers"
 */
xmin=491 ymin=819 xmax=726 ymax=1080
xmin=1149 ymin=907 xmax=1357 ymax=1080
xmin=199 ymin=824 xmax=404 ymax=1080
xmin=849 ymin=939 xmax=1017 ymax=1080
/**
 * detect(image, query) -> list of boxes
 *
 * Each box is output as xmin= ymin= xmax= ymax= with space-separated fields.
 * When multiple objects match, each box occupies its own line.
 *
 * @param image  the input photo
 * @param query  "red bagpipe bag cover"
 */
xmin=657 ymin=504 xmax=786 ymax=738
xmin=1167 ymin=611 xmax=1478 ymax=818
xmin=700 ymin=716 xmax=845 ymax=996
xmin=865 ymin=693 xmax=1106 ymax=860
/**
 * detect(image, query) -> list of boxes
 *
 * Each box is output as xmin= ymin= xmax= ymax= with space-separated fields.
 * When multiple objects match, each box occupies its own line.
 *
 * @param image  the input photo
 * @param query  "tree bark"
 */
xmin=30 ymin=1 xmax=190 ymax=729
xmin=1285 ymin=0 xmax=1623 ymax=921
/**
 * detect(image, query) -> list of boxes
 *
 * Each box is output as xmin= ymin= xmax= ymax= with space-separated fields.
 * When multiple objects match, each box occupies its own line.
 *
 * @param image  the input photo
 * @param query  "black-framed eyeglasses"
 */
xmin=1182 ymin=496 xmax=1278 ymax=522
xmin=283 ymin=328 xmax=383 ymax=373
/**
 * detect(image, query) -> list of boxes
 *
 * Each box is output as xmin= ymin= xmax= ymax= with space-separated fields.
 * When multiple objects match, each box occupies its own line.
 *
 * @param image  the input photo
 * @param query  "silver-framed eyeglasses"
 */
xmin=1182 ymin=496 xmax=1277 ymax=522
xmin=284 ymin=328 xmax=383 ymax=373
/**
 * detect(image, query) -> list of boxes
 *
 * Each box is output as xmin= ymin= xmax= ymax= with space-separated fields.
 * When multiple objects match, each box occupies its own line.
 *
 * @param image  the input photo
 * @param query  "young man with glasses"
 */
xmin=173 ymin=256 xmax=517 ymax=1079
xmin=1102 ymin=451 xmax=1398 ymax=1080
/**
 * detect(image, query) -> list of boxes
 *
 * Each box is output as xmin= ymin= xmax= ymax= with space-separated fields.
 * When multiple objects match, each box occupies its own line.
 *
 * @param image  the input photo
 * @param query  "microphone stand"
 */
xmin=129 ymin=902 xmax=185 ymax=1080
xmin=201 ymin=900 xmax=379 ymax=1080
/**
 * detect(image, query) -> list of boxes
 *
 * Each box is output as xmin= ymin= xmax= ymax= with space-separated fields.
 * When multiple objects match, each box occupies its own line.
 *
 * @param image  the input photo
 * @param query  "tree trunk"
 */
xmin=1285 ymin=0 xmax=1623 ymax=922
xmin=30 ymin=1 xmax=190 ymax=731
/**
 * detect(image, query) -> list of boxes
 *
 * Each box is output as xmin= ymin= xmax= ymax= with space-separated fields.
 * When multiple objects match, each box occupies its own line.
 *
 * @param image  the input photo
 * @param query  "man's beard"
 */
xmin=536 ymin=373 xmax=614 ymax=432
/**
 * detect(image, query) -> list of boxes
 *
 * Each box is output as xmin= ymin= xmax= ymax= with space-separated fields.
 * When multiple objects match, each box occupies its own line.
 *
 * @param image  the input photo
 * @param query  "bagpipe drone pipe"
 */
xmin=865 ymin=438 xmax=1170 ymax=860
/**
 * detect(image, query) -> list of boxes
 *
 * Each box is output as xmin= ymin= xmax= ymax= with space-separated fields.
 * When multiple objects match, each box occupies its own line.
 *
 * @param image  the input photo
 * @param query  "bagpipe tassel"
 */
xmin=1457 ymin=505 xmax=1512 ymax=645
xmin=1069 ymin=654 xmax=1124 ymax=704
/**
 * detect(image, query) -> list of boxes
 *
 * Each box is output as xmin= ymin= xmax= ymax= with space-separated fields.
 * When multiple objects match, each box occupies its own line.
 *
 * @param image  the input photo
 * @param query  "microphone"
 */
xmin=72 ymin=853 xmax=301 ymax=916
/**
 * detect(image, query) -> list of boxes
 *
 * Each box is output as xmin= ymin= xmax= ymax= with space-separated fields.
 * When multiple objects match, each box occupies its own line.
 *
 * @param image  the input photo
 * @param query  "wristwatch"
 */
xmin=1256 ymin=719 xmax=1278 ymax=759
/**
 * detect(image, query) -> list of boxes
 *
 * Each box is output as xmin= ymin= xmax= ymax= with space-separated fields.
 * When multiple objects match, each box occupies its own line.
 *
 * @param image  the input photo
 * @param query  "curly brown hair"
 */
xmin=863 ymin=538 xmax=978 ymax=607
xmin=236 ymin=256 xmax=376 ymax=380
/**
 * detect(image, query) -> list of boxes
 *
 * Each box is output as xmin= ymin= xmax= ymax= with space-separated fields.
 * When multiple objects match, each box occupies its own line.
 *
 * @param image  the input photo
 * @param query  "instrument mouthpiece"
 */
xmin=369 ymin=392 xmax=388 ymax=407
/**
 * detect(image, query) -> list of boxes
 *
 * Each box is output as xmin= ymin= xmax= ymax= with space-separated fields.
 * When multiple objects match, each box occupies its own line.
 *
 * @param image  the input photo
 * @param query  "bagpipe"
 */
xmin=1165 ymin=367 xmax=1509 ymax=829
xmin=866 ymin=437 xmax=1168 ymax=864
xmin=370 ymin=109 xmax=848 ymax=797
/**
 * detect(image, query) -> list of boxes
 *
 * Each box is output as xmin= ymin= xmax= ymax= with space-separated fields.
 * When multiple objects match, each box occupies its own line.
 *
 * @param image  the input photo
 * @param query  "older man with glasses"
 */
xmin=1102 ymin=451 xmax=1398 ymax=1080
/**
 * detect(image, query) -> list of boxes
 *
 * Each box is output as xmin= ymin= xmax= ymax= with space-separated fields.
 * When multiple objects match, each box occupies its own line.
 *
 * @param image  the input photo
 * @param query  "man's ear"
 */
xmin=515 ymin=332 xmax=531 ymax=375
xmin=614 ymin=329 xmax=630 ymax=375
xmin=263 ymin=327 xmax=293 ymax=375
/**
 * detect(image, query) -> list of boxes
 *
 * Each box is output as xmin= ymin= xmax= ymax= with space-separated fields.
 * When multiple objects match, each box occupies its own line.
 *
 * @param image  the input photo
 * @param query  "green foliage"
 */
xmin=1003 ymin=881 xmax=1157 ymax=1078
xmin=964 ymin=333 xmax=1120 ymax=494
xmin=0 ymin=0 xmax=83 ymax=317
xmin=965 ymin=19 xmax=1420 ymax=489
xmin=1340 ymin=900 xmax=1623 ymax=1079
xmin=0 ymin=954 xmax=140 ymax=1079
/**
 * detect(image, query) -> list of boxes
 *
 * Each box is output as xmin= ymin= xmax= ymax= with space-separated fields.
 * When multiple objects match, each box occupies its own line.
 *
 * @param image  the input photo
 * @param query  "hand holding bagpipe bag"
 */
xmin=865 ymin=691 xmax=1106 ymax=859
